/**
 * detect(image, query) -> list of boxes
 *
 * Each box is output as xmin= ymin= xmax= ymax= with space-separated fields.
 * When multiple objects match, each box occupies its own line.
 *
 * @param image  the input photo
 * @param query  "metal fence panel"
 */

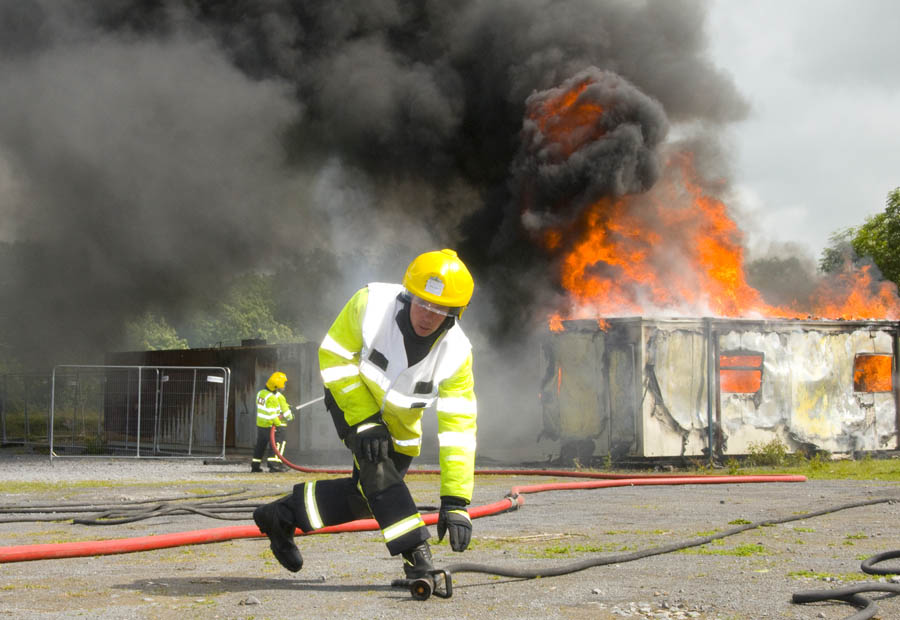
xmin=49 ymin=365 xmax=230 ymax=459
xmin=0 ymin=373 xmax=51 ymax=446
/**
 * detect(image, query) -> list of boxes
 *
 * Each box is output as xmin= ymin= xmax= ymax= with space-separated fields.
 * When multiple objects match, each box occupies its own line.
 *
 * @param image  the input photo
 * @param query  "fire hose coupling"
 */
xmin=391 ymin=569 xmax=453 ymax=600
xmin=505 ymin=493 xmax=520 ymax=510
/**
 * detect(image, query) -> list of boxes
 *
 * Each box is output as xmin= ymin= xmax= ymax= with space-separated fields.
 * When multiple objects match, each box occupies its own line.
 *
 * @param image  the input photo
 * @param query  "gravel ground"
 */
xmin=2 ymin=450 xmax=900 ymax=619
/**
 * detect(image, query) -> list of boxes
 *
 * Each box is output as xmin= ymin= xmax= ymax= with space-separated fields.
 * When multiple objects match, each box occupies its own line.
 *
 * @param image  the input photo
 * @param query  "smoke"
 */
xmin=0 ymin=1 xmax=747 ymax=373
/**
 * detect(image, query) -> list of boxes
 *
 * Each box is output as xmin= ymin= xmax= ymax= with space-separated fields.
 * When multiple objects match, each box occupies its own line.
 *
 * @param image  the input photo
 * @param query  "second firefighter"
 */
xmin=252 ymin=371 xmax=294 ymax=473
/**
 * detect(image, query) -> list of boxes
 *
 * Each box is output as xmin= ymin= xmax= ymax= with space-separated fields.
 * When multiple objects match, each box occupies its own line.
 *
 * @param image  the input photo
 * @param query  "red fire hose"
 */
xmin=0 ymin=426 xmax=806 ymax=564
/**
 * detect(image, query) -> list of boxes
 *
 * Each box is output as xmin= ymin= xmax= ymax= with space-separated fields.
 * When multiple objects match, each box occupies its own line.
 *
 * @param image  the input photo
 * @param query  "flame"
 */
xmin=853 ymin=354 xmax=893 ymax=392
xmin=720 ymin=369 xmax=762 ymax=393
xmin=719 ymin=353 xmax=763 ymax=393
xmin=551 ymin=153 xmax=794 ymax=320
xmin=530 ymin=74 xmax=900 ymax=327
xmin=549 ymin=313 xmax=564 ymax=332
xmin=534 ymin=78 xmax=605 ymax=158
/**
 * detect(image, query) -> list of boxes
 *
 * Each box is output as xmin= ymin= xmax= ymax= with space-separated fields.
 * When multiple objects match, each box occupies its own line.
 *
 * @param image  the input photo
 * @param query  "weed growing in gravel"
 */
xmin=788 ymin=570 xmax=874 ymax=582
xmin=518 ymin=545 xmax=571 ymax=558
xmin=678 ymin=542 xmax=768 ymax=557
xmin=2 ymin=480 xmax=133 ymax=493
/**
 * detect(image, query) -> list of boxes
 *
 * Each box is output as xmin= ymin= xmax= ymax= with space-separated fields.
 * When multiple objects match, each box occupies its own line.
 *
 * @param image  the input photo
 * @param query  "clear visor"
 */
xmin=409 ymin=294 xmax=459 ymax=317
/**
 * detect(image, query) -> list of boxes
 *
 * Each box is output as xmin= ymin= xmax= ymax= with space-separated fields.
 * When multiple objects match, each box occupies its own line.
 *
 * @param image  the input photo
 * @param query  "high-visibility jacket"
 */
xmin=256 ymin=389 xmax=292 ymax=428
xmin=319 ymin=283 xmax=478 ymax=501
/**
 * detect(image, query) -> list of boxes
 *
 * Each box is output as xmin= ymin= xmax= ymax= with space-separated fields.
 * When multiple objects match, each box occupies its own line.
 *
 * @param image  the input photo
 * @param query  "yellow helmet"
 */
xmin=266 ymin=371 xmax=287 ymax=391
xmin=402 ymin=249 xmax=474 ymax=316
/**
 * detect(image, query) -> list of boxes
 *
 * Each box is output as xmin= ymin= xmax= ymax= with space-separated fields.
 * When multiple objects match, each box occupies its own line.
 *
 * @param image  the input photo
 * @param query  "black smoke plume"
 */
xmin=0 ymin=0 xmax=747 ymax=366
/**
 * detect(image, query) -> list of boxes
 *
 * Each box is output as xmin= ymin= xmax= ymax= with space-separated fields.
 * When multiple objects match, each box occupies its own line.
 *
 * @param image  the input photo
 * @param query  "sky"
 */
xmin=706 ymin=0 xmax=900 ymax=260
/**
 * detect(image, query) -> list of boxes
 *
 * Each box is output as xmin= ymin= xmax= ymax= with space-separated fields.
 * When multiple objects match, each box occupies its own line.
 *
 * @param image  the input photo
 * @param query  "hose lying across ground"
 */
xmin=2 ymin=430 xmax=898 ymax=619
xmin=2 ymin=462 xmax=899 ymax=618
xmin=0 ymin=433 xmax=808 ymax=563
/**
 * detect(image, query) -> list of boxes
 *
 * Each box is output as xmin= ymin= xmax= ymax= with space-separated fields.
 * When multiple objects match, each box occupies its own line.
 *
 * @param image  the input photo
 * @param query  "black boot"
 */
xmin=253 ymin=498 xmax=303 ymax=572
xmin=268 ymin=462 xmax=288 ymax=473
xmin=251 ymin=462 xmax=262 ymax=473
xmin=401 ymin=540 xmax=434 ymax=580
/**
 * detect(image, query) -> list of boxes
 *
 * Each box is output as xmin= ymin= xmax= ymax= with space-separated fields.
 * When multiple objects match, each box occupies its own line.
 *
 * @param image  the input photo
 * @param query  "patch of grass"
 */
xmin=788 ymin=570 xmax=874 ymax=582
xmin=793 ymin=527 xmax=815 ymax=533
xmin=1 ymin=479 xmax=134 ymax=493
xmin=521 ymin=541 xmax=633 ymax=558
xmin=844 ymin=533 xmax=868 ymax=540
xmin=728 ymin=519 xmax=752 ymax=525
xmin=573 ymin=543 xmax=624 ymax=553
xmin=463 ymin=538 xmax=506 ymax=551
xmin=526 ymin=544 xmax=573 ymax=558
xmin=678 ymin=542 xmax=768 ymax=557
xmin=704 ymin=448 xmax=900 ymax=481
xmin=0 ymin=583 xmax=50 ymax=591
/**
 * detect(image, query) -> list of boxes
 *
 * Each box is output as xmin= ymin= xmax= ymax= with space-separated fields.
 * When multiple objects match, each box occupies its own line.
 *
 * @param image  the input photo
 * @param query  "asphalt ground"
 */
xmin=2 ymin=452 xmax=900 ymax=619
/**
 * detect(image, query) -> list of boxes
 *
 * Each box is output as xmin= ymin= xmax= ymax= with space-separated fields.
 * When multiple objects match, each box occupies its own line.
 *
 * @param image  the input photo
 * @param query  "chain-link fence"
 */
xmin=0 ymin=373 xmax=52 ymax=446
xmin=49 ymin=365 xmax=230 ymax=459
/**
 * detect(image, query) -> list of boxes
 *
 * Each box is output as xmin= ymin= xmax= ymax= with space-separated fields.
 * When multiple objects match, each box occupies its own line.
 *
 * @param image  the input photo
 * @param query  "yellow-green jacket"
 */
xmin=318 ymin=283 xmax=477 ymax=501
xmin=256 ymin=389 xmax=292 ymax=428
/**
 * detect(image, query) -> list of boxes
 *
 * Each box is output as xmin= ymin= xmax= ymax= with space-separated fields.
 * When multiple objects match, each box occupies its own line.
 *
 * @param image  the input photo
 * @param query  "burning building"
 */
xmin=523 ymin=71 xmax=900 ymax=463
xmin=540 ymin=317 xmax=898 ymax=463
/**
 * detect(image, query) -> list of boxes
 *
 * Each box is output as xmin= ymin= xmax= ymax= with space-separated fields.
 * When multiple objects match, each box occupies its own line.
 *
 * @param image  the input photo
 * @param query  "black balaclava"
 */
xmin=395 ymin=294 xmax=454 ymax=367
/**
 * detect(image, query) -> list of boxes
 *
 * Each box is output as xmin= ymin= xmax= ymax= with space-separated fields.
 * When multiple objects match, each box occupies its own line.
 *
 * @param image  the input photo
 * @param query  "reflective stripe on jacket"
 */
xmin=319 ymin=283 xmax=478 ymax=501
xmin=256 ymin=389 xmax=290 ymax=428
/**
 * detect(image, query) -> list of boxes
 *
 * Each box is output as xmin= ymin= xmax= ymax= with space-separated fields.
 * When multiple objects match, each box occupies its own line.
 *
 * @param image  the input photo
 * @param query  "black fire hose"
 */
xmin=444 ymin=497 xmax=897 ymax=580
xmin=392 ymin=496 xmax=900 ymax=605
xmin=791 ymin=549 xmax=900 ymax=620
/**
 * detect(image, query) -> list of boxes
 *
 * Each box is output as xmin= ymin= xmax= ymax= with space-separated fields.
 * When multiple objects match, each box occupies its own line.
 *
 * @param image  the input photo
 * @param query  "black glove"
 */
xmin=354 ymin=416 xmax=392 ymax=463
xmin=437 ymin=496 xmax=472 ymax=552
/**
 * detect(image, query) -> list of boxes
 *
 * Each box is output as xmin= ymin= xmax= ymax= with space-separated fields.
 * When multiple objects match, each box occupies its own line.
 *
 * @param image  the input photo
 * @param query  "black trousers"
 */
xmin=278 ymin=389 xmax=428 ymax=555
xmin=252 ymin=425 xmax=285 ymax=467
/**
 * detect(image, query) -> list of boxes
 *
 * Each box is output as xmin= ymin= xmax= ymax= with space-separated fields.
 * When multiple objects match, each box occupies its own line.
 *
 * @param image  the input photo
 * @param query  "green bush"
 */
xmin=746 ymin=438 xmax=806 ymax=467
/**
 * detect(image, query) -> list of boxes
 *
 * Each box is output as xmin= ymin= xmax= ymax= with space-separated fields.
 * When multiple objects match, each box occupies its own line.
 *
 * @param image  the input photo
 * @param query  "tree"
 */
xmin=124 ymin=311 xmax=188 ymax=351
xmin=184 ymin=273 xmax=301 ymax=348
xmin=746 ymin=253 xmax=818 ymax=308
xmin=847 ymin=187 xmax=900 ymax=285
xmin=820 ymin=188 xmax=900 ymax=285
xmin=818 ymin=228 xmax=858 ymax=274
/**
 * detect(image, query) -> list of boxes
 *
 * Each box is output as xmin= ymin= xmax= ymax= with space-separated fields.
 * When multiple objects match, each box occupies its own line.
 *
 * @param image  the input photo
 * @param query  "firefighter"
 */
xmin=251 ymin=371 xmax=294 ymax=473
xmin=253 ymin=249 xmax=477 ymax=583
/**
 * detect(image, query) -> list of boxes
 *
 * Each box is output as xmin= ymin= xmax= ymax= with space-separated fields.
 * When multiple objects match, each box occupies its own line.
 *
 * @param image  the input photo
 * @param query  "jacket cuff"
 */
xmin=440 ymin=495 xmax=469 ymax=509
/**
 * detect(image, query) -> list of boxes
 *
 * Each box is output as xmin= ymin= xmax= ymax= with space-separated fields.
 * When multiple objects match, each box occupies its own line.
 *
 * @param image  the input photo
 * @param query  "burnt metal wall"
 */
xmin=541 ymin=317 xmax=900 ymax=460
xmin=106 ymin=343 xmax=346 ymax=461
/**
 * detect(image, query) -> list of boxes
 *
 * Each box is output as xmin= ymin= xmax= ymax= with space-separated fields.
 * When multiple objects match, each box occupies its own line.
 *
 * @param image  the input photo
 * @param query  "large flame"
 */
xmin=532 ymin=74 xmax=900 ymax=328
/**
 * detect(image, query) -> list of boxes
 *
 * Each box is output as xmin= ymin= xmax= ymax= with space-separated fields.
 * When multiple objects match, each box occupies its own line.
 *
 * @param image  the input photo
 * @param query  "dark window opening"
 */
xmin=853 ymin=353 xmax=893 ymax=393
xmin=720 ymin=350 xmax=763 ymax=394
